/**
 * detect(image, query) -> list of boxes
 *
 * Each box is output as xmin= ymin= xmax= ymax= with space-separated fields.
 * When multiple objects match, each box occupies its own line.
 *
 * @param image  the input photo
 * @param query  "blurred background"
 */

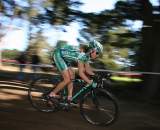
xmin=0 ymin=0 xmax=160 ymax=101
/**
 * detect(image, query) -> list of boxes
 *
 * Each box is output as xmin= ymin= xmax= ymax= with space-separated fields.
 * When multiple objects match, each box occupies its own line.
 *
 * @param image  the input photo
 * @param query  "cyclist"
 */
xmin=48 ymin=40 xmax=103 ymax=102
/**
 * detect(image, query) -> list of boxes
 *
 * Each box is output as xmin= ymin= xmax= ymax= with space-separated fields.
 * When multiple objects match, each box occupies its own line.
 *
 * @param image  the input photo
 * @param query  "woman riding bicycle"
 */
xmin=48 ymin=39 xmax=103 ymax=102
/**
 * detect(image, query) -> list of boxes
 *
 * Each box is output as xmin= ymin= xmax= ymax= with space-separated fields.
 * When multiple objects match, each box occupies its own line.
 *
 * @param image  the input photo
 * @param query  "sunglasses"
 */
xmin=90 ymin=50 xmax=99 ymax=55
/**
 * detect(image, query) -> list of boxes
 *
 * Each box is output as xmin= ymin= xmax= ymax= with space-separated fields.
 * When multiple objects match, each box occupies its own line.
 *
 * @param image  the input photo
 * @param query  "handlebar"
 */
xmin=74 ymin=71 xmax=112 ymax=85
xmin=90 ymin=72 xmax=112 ymax=81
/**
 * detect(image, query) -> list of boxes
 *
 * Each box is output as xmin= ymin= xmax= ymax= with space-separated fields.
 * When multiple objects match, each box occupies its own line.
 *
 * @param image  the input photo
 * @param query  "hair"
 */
xmin=79 ymin=44 xmax=90 ymax=53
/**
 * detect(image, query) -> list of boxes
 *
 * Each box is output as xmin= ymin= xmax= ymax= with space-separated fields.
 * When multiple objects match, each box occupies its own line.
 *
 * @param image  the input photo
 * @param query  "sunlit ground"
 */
xmin=0 ymin=65 xmax=31 ymax=72
xmin=0 ymin=80 xmax=28 ymax=100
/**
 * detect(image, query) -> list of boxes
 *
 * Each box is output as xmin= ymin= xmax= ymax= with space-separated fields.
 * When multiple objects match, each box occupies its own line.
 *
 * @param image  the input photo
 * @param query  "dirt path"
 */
xmin=0 ymin=78 xmax=160 ymax=130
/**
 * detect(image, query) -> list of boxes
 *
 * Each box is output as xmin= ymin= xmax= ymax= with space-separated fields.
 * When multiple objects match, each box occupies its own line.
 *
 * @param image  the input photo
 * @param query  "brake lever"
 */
xmin=90 ymin=74 xmax=99 ymax=81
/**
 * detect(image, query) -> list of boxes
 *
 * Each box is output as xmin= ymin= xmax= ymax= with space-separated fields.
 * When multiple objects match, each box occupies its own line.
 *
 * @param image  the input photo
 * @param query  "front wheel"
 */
xmin=80 ymin=88 xmax=119 ymax=126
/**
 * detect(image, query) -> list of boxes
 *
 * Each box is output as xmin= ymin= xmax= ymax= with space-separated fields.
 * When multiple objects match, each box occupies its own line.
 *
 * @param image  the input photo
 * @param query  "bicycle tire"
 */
xmin=28 ymin=78 xmax=58 ymax=112
xmin=80 ymin=88 xmax=119 ymax=126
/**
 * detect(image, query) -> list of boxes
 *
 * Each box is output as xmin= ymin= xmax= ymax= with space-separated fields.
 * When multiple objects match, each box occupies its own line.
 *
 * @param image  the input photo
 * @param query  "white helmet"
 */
xmin=89 ymin=40 xmax=103 ymax=55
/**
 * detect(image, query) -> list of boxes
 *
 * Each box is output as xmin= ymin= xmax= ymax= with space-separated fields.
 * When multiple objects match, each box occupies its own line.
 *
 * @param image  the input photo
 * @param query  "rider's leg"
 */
xmin=67 ymin=67 xmax=75 ymax=100
xmin=49 ymin=69 xmax=71 ymax=97
xmin=67 ymin=82 xmax=73 ymax=101
xmin=50 ymin=49 xmax=70 ymax=97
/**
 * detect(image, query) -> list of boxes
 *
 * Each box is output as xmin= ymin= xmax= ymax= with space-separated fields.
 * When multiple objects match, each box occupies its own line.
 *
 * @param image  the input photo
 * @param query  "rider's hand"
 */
xmin=90 ymin=73 xmax=99 ymax=81
xmin=89 ymin=74 xmax=95 ymax=79
xmin=88 ymin=79 xmax=93 ymax=84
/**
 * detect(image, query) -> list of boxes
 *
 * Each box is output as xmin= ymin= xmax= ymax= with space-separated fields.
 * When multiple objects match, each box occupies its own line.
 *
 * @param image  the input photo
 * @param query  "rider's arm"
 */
xmin=84 ymin=63 xmax=95 ymax=75
xmin=78 ymin=62 xmax=93 ymax=84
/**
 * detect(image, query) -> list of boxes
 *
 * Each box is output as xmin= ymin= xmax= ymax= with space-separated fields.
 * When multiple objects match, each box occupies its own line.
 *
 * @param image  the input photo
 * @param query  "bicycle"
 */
xmin=28 ymin=71 xmax=119 ymax=126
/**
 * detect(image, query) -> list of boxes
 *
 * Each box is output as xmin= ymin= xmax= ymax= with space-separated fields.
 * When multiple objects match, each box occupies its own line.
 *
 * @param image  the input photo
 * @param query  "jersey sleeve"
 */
xmin=78 ymin=52 xmax=89 ymax=63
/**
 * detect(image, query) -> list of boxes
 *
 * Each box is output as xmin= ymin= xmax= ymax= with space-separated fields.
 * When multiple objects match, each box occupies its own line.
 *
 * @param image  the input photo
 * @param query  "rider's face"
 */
xmin=90 ymin=50 xmax=97 ymax=59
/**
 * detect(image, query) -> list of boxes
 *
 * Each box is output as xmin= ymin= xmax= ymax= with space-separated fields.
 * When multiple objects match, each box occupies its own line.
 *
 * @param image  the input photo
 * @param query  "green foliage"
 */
xmin=100 ymin=57 xmax=121 ymax=70
xmin=26 ymin=31 xmax=53 ymax=64
xmin=118 ymin=48 xmax=129 ymax=58
xmin=0 ymin=0 xmax=144 ymax=70
xmin=2 ymin=49 xmax=20 ymax=60
xmin=99 ymin=45 xmax=121 ymax=70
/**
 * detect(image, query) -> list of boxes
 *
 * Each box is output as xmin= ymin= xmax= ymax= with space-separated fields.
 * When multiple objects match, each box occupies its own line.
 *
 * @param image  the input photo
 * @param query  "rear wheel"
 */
xmin=80 ymin=88 xmax=119 ymax=126
xmin=28 ymin=78 xmax=58 ymax=112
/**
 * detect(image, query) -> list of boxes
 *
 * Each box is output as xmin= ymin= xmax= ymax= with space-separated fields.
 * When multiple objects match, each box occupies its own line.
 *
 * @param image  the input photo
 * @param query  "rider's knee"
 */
xmin=63 ymin=77 xmax=71 ymax=85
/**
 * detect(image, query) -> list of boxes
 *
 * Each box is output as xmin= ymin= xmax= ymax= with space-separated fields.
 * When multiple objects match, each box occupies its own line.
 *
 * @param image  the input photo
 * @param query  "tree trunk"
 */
xmin=144 ymin=19 xmax=160 ymax=100
xmin=138 ymin=0 xmax=160 ymax=100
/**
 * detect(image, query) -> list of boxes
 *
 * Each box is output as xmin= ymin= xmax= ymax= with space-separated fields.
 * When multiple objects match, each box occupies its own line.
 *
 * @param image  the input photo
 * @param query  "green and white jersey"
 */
xmin=59 ymin=44 xmax=90 ymax=63
xmin=52 ymin=44 xmax=90 ymax=72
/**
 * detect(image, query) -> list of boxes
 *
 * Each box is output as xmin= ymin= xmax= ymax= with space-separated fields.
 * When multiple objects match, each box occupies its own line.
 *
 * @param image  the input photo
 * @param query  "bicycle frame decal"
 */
xmin=72 ymin=83 xmax=94 ymax=102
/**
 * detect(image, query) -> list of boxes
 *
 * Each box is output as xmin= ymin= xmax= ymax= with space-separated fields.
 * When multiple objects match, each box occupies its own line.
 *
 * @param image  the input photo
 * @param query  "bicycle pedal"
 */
xmin=62 ymin=105 xmax=71 ymax=111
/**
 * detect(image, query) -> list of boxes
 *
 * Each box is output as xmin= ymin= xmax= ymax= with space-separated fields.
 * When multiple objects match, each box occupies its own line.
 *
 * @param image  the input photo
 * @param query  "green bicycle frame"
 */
xmin=71 ymin=80 xmax=97 ymax=102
